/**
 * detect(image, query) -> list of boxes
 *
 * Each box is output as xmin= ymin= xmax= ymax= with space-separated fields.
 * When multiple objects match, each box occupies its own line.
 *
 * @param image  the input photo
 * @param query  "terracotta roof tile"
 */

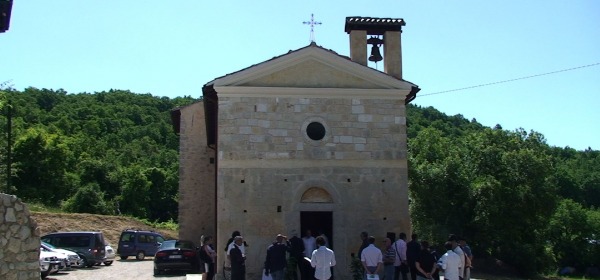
xmin=345 ymin=16 xmax=405 ymax=35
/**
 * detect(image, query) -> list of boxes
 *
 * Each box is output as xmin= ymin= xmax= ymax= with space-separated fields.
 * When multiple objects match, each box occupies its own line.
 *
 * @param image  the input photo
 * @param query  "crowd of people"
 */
xmin=198 ymin=230 xmax=472 ymax=280
xmin=361 ymin=232 xmax=473 ymax=280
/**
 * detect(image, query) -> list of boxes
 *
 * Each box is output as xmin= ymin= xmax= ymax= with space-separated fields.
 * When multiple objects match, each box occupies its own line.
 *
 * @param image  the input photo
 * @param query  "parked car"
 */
xmin=42 ymin=241 xmax=82 ymax=268
xmin=153 ymin=240 xmax=201 ymax=276
xmin=41 ymin=231 xmax=106 ymax=268
xmin=40 ymin=250 xmax=61 ymax=278
xmin=104 ymin=244 xmax=115 ymax=265
xmin=117 ymin=229 xmax=165 ymax=260
xmin=40 ymin=245 xmax=69 ymax=271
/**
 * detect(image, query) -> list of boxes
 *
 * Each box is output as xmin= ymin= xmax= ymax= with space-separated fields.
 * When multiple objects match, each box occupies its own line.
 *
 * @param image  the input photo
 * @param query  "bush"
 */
xmin=61 ymin=183 xmax=113 ymax=215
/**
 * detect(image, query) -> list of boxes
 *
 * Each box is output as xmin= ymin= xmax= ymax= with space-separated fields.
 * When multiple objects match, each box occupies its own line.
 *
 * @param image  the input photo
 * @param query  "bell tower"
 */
xmin=345 ymin=16 xmax=406 ymax=79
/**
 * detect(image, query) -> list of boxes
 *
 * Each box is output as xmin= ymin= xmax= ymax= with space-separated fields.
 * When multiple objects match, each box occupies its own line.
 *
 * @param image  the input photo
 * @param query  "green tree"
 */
xmin=11 ymin=127 xmax=72 ymax=203
xmin=118 ymin=166 xmax=151 ymax=218
xmin=62 ymin=182 xmax=112 ymax=214
xmin=548 ymin=199 xmax=593 ymax=270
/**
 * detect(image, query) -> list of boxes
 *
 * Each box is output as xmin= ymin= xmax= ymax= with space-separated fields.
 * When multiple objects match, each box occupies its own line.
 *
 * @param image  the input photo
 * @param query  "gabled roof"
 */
xmin=205 ymin=42 xmax=418 ymax=91
xmin=200 ymin=43 xmax=420 ymax=147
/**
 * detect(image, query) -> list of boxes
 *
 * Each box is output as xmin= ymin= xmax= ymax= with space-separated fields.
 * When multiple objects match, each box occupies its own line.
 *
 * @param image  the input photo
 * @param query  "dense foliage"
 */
xmin=0 ymin=87 xmax=197 ymax=222
xmin=1 ymin=87 xmax=598 ymax=276
xmin=407 ymin=105 xmax=600 ymax=276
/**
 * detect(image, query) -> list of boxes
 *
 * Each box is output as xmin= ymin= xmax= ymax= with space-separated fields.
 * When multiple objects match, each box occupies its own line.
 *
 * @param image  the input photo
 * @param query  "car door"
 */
xmin=139 ymin=234 xmax=161 ymax=256
xmin=118 ymin=232 xmax=136 ymax=256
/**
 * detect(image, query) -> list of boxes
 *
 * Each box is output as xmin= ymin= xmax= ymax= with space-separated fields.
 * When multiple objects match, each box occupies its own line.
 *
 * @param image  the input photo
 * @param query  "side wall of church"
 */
xmin=177 ymin=102 xmax=216 ymax=243
xmin=216 ymin=96 xmax=410 ymax=279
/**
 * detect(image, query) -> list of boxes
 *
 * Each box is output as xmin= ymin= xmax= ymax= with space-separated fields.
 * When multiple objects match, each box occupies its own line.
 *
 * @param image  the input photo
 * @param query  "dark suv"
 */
xmin=41 ymin=231 xmax=106 ymax=268
xmin=117 ymin=229 xmax=165 ymax=260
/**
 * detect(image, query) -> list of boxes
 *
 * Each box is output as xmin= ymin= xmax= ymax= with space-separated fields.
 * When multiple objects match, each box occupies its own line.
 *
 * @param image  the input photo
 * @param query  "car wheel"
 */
xmin=136 ymin=251 xmax=146 ymax=260
xmin=78 ymin=256 xmax=87 ymax=268
xmin=104 ymin=261 xmax=113 ymax=266
xmin=41 ymin=270 xmax=50 ymax=279
xmin=120 ymin=255 xmax=128 ymax=260
xmin=153 ymin=268 xmax=162 ymax=276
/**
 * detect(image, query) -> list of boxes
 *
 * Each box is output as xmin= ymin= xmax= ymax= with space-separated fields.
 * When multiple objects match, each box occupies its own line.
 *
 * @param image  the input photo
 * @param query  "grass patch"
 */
xmin=27 ymin=202 xmax=64 ymax=213
xmin=134 ymin=217 xmax=179 ymax=232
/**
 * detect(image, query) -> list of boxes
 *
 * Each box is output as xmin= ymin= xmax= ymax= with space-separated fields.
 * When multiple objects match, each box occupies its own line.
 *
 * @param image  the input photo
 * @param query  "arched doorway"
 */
xmin=299 ymin=187 xmax=334 ymax=248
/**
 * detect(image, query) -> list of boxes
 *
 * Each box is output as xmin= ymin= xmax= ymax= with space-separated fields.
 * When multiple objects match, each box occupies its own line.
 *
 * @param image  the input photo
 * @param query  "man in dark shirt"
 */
xmin=415 ymin=241 xmax=437 ymax=280
xmin=265 ymin=234 xmax=291 ymax=280
xmin=288 ymin=230 xmax=305 ymax=280
xmin=358 ymin=231 xmax=369 ymax=258
xmin=407 ymin=234 xmax=421 ymax=280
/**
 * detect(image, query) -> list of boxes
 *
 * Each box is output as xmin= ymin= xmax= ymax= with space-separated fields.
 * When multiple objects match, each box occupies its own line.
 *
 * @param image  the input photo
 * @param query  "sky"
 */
xmin=1 ymin=0 xmax=599 ymax=150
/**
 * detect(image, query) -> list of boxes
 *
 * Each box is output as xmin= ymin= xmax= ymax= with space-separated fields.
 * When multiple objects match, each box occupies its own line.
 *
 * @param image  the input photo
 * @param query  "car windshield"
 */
xmin=159 ymin=240 xmax=195 ymax=250
xmin=42 ymin=242 xmax=56 ymax=249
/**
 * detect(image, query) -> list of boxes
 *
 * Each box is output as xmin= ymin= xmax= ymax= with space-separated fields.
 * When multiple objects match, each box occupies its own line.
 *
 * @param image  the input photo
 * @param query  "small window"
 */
xmin=138 ymin=234 xmax=147 ymax=243
xmin=306 ymin=122 xmax=326 ymax=141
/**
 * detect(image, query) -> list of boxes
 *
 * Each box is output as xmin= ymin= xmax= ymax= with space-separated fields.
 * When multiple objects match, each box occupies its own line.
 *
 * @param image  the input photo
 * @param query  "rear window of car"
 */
xmin=160 ymin=240 xmax=195 ymax=250
xmin=53 ymin=236 xmax=91 ymax=248
xmin=120 ymin=232 xmax=135 ymax=242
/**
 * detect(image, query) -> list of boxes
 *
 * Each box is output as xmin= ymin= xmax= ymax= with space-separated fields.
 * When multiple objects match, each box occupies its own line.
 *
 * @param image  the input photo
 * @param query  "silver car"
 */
xmin=42 ymin=241 xmax=82 ymax=268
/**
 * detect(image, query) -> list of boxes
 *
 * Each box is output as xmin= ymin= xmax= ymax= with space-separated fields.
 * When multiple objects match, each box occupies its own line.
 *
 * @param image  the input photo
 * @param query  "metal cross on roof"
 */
xmin=303 ymin=13 xmax=322 ymax=43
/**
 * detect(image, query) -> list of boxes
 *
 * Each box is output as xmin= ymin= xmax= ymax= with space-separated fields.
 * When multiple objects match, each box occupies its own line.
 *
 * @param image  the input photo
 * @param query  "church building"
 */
xmin=171 ymin=16 xmax=420 ymax=279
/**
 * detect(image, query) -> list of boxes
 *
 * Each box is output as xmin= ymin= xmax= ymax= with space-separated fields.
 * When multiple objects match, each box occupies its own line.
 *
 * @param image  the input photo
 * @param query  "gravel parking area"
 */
xmin=45 ymin=258 xmax=196 ymax=280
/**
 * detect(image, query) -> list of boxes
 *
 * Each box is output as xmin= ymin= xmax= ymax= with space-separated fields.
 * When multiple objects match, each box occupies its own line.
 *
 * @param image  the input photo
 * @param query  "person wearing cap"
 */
xmin=265 ymin=234 xmax=291 ymax=280
xmin=230 ymin=236 xmax=246 ymax=280
xmin=311 ymin=236 xmax=336 ymax=280
xmin=288 ymin=229 xmax=305 ymax=280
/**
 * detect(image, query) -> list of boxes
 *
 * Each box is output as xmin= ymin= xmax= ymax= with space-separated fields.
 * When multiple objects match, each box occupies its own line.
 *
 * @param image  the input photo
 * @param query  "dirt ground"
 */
xmin=43 ymin=258 xmax=193 ymax=280
xmin=30 ymin=212 xmax=178 ymax=246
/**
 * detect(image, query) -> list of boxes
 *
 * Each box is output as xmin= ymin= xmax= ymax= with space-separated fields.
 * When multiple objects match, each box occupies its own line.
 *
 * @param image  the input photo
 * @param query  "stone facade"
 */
xmin=175 ymin=43 xmax=419 ymax=279
xmin=216 ymin=95 xmax=411 ymax=279
xmin=0 ymin=193 xmax=41 ymax=280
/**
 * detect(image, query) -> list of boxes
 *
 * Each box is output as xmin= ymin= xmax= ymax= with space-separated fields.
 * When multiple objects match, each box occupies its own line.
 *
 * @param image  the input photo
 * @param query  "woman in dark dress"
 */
xmin=230 ymin=236 xmax=246 ymax=280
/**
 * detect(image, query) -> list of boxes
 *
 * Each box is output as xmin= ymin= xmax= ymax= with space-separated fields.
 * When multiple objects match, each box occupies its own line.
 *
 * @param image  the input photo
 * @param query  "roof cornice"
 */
xmin=213 ymin=86 xmax=411 ymax=100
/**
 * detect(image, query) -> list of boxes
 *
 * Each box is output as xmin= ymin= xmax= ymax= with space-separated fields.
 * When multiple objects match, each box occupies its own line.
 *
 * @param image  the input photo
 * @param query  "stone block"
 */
xmin=7 ymin=239 xmax=21 ymax=253
xmin=358 ymin=114 xmax=373 ymax=122
xmin=5 ymin=208 xmax=16 ymax=223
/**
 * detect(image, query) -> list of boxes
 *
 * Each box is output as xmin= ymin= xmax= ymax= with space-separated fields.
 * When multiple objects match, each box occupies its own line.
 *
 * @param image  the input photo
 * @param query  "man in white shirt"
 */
xmin=311 ymin=236 xmax=336 ymax=280
xmin=448 ymin=235 xmax=465 ymax=280
xmin=393 ymin=232 xmax=408 ymax=280
xmin=303 ymin=230 xmax=316 ymax=258
xmin=438 ymin=242 xmax=461 ymax=280
xmin=361 ymin=236 xmax=383 ymax=279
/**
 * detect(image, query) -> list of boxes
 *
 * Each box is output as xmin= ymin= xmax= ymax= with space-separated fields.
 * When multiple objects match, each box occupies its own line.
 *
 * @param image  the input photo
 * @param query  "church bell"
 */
xmin=367 ymin=37 xmax=383 ymax=62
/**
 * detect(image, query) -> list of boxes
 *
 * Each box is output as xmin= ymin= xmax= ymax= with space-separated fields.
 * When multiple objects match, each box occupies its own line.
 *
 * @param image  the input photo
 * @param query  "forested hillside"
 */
xmin=1 ymin=88 xmax=598 ymax=276
xmin=407 ymin=105 xmax=600 ymax=276
xmin=0 ymin=87 xmax=197 ymax=222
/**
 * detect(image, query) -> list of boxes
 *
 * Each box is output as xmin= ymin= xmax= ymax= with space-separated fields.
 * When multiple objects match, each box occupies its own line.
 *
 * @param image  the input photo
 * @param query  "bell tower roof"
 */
xmin=344 ymin=16 xmax=405 ymax=35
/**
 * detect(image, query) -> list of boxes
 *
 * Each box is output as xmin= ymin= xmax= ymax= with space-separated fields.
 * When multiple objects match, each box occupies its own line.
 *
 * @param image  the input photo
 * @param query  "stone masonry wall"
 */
xmin=216 ymin=96 xmax=411 ymax=279
xmin=0 ymin=193 xmax=41 ymax=280
xmin=177 ymin=102 xmax=217 ymax=244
